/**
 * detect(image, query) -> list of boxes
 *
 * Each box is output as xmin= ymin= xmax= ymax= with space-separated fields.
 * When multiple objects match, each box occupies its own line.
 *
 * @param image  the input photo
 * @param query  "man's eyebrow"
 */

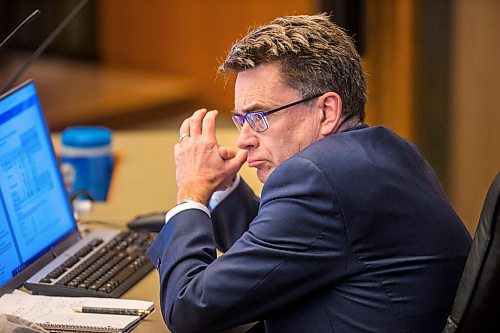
xmin=233 ymin=101 xmax=269 ymax=115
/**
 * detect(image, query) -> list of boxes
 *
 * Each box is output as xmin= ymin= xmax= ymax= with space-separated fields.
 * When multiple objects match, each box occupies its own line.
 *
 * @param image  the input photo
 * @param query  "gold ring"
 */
xmin=179 ymin=133 xmax=190 ymax=142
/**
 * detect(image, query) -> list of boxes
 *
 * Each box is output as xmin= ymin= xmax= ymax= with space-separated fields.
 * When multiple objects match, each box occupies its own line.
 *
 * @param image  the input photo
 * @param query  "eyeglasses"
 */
xmin=231 ymin=93 xmax=323 ymax=133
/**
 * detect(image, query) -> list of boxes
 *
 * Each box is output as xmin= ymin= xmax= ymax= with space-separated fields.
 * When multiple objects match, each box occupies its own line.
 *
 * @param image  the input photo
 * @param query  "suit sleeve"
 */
xmin=147 ymin=156 xmax=349 ymax=333
xmin=210 ymin=178 xmax=260 ymax=252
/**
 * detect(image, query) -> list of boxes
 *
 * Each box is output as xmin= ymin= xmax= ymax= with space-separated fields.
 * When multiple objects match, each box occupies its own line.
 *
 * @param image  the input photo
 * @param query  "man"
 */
xmin=147 ymin=14 xmax=471 ymax=333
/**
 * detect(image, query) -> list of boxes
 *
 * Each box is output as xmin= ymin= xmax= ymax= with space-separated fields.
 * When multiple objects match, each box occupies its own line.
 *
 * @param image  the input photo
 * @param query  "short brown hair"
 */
xmin=220 ymin=13 xmax=367 ymax=121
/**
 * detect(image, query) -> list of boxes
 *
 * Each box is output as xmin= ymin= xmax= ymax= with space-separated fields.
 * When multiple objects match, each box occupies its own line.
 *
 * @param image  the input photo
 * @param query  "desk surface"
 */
xmin=52 ymin=129 xmax=262 ymax=332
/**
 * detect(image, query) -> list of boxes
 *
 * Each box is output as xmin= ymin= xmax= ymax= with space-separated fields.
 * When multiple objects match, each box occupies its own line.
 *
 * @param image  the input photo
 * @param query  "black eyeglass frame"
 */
xmin=231 ymin=92 xmax=324 ymax=133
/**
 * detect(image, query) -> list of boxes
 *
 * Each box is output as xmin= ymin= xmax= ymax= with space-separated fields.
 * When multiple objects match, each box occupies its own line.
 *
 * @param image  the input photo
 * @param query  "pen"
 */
xmin=73 ymin=306 xmax=151 ymax=316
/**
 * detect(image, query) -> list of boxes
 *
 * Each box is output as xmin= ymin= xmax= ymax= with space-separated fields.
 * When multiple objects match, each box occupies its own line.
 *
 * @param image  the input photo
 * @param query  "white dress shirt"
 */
xmin=164 ymin=174 xmax=241 ymax=224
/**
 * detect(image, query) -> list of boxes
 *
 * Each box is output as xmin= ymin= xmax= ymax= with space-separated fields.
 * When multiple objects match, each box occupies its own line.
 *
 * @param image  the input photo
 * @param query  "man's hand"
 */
xmin=174 ymin=109 xmax=247 ymax=206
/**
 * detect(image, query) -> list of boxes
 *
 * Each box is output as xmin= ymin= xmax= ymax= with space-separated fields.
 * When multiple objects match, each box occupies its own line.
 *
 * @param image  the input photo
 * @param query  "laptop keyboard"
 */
xmin=26 ymin=230 xmax=154 ymax=298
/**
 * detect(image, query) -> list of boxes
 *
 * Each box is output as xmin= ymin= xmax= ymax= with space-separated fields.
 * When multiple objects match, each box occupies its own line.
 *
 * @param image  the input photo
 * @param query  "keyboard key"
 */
xmin=38 ymin=231 xmax=155 ymax=297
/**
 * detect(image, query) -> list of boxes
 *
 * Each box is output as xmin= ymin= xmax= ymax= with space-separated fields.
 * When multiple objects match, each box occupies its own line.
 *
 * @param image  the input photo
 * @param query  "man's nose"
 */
xmin=236 ymin=122 xmax=258 ymax=150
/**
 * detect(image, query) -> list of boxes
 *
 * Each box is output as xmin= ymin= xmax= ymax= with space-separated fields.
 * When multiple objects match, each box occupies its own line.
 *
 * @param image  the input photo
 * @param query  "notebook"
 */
xmin=0 ymin=80 xmax=153 ymax=298
xmin=0 ymin=291 xmax=154 ymax=332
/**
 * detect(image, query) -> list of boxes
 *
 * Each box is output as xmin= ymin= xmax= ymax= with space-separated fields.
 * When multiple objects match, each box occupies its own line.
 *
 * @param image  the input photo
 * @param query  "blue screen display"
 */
xmin=0 ymin=81 xmax=76 ymax=288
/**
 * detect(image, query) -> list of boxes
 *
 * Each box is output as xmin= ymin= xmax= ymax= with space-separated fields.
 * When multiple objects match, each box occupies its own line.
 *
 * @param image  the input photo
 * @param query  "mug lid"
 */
xmin=61 ymin=126 xmax=112 ymax=148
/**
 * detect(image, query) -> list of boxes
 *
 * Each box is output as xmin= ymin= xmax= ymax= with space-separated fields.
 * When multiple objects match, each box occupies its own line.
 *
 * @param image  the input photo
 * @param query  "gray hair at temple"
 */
xmin=219 ymin=13 xmax=367 ymax=122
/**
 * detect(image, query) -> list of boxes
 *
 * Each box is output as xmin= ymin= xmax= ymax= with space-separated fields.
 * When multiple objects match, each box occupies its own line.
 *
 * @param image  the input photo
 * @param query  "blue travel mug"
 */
xmin=60 ymin=126 xmax=114 ymax=201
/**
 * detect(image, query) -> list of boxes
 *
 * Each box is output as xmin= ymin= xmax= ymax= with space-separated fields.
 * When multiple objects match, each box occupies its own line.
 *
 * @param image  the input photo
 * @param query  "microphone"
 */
xmin=1 ymin=0 xmax=91 ymax=95
xmin=0 ymin=9 xmax=41 ymax=49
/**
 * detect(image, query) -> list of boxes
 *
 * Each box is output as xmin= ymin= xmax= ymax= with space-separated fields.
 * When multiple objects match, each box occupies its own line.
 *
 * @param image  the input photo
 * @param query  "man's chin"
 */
xmin=256 ymin=168 xmax=272 ymax=183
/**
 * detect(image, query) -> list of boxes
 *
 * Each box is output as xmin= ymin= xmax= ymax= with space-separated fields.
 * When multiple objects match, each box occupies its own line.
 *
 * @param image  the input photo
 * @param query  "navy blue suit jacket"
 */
xmin=147 ymin=125 xmax=471 ymax=333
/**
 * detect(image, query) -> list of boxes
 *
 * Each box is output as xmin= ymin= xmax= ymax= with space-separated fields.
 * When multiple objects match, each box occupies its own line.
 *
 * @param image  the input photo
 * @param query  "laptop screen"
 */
xmin=0 ymin=80 xmax=76 ymax=290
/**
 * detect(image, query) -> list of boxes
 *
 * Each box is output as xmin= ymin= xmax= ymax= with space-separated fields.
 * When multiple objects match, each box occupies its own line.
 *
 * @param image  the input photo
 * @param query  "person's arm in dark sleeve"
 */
xmin=210 ymin=177 xmax=260 ymax=251
xmin=147 ymin=156 xmax=348 ymax=333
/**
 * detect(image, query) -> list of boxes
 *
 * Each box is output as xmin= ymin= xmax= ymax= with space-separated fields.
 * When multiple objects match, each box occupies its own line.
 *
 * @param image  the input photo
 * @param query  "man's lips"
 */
xmin=247 ymin=159 xmax=266 ymax=168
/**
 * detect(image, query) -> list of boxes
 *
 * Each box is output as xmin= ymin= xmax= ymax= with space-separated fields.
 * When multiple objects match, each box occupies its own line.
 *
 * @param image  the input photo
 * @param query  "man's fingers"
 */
xmin=235 ymin=149 xmax=248 ymax=164
xmin=219 ymin=146 xmax=237 ymax=160
xmin=202 ymin=110 xmax=218 ymax=142
xmin=227 ymin=149 xmax=248 ymax=172
xmin=179 ymin=117 xmax=191 ymax=139
xmin=175 ymin=108 xmax=246 ymax=199
xmin=190 ymin=109 xmax=208 ymax=138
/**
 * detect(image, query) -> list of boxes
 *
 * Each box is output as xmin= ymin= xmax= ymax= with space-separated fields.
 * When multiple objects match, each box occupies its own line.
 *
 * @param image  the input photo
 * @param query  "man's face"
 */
xmin=234 ymin=63 xmax=323 ymax=183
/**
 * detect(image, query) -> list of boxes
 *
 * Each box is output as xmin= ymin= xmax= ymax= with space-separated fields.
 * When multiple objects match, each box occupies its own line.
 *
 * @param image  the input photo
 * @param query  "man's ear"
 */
xmin=318 ymin=92 xmax=342 ymax=136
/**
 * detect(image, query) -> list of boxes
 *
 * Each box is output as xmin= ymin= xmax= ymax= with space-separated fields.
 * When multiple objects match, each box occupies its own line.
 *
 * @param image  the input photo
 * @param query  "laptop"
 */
xmin=0 ymin=80 xmax=153 ymax=297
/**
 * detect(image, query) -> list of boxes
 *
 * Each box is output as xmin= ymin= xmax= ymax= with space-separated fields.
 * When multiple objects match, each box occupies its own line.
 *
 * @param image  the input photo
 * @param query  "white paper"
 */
xmin=0 ymin=292 xmax=154 ymax=331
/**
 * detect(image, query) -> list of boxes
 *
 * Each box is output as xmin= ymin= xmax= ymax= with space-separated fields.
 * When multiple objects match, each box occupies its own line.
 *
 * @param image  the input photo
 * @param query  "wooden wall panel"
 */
xmin=98 ymin=0 xmax=314 ymax=112
xmin=412 ymin=0 xmax=453 ymax=191
xmin=449 ymin=0 xmax=500 ymax=233
xmin=364 ymin=0 xmax=416 ymax=141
